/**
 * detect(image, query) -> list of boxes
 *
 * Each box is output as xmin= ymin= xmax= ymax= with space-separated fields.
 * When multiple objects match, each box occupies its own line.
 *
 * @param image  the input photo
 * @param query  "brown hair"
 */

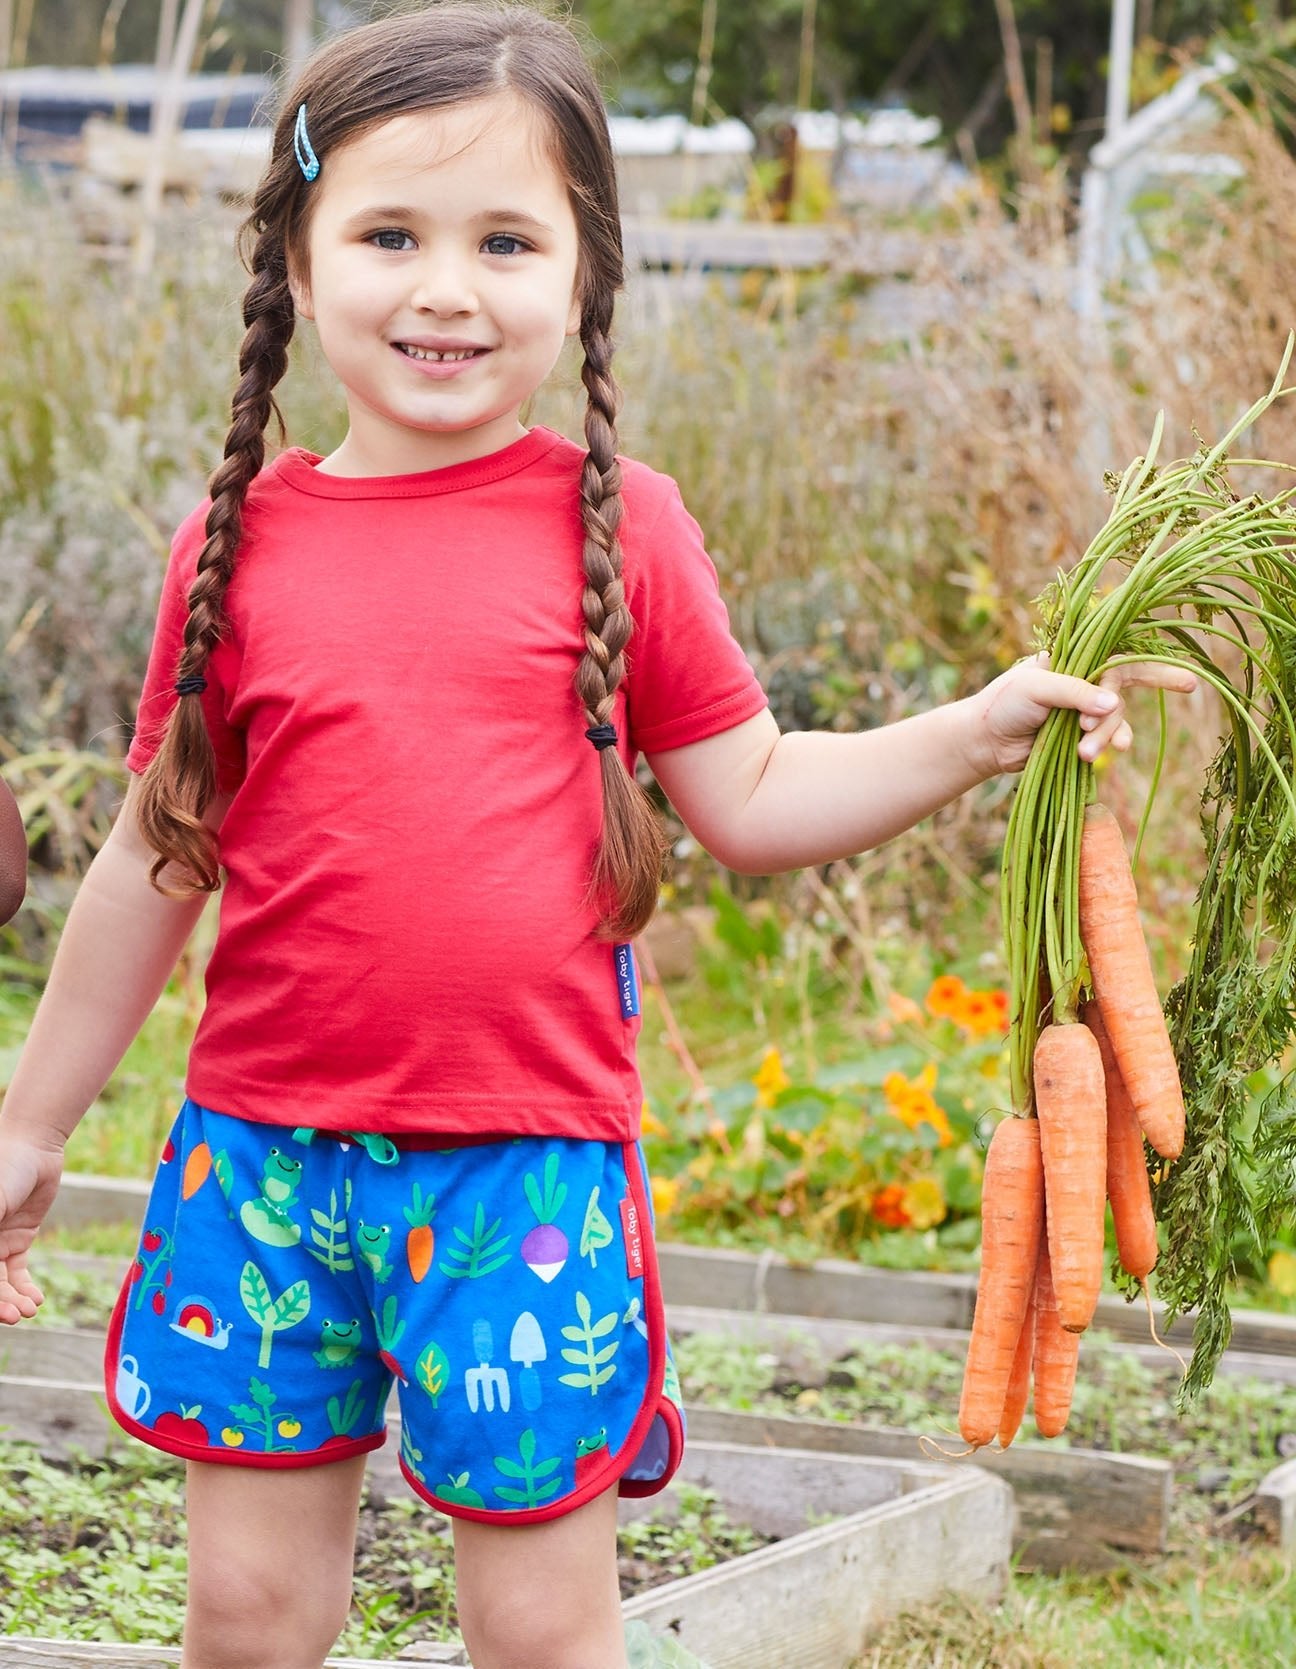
xmin=137 ymin=0 xmax=666 ymax=937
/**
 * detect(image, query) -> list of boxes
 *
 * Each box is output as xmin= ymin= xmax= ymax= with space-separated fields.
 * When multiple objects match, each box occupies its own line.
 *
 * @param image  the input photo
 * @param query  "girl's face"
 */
xmin=290 ymin=93 xmax=583 ymax=477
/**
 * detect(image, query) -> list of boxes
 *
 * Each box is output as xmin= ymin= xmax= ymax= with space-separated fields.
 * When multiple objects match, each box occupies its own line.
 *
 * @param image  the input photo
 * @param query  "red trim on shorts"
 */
xmin=404 ymin=1142 xmax=680 ymax=1524
xmin=104 ymin=1261 xmax=386 ymax=1471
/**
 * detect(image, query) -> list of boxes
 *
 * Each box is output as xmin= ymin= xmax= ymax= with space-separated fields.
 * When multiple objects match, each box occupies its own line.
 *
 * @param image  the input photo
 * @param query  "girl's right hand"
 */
xmin=0 ymin=1130 xmax=64 ymax=1322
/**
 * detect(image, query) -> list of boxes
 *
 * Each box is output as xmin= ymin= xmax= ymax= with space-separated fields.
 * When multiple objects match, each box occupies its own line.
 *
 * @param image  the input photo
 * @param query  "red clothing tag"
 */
xmin=620 ymin=1194 xmax=644 ymax=1279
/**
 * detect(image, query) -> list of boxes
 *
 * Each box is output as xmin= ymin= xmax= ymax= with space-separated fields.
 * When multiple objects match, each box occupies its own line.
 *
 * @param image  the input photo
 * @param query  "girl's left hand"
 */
xmin=969 ymin=652 xmax=1198 ymax=777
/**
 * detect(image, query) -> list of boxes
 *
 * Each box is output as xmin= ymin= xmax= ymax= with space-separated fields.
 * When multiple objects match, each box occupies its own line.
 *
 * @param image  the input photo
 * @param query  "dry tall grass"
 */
xmin=2 ymin=92 xmax=1293 ymax=945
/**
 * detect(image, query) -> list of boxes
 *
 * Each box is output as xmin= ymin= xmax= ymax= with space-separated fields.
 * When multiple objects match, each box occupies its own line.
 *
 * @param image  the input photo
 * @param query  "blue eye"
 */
xmin=483 ymin=233 xmax=527 ymax=256
xmin=371 ymin=228 xmax=414 ymax=252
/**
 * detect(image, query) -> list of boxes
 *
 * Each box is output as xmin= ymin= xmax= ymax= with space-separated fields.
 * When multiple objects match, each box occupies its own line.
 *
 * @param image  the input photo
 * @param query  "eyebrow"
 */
xmin=340 ymin=204 xmax=558 ymax=235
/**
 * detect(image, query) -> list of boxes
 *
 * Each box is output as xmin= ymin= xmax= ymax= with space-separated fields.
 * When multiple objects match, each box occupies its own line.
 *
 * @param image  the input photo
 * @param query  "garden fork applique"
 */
xmin=465 ymin=1317 xmax=511 ymax=1412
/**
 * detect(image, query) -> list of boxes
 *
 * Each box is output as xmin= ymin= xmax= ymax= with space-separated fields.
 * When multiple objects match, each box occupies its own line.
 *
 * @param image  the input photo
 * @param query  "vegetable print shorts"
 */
xmin=106 ymin=1101 xmax=685 ymax=1523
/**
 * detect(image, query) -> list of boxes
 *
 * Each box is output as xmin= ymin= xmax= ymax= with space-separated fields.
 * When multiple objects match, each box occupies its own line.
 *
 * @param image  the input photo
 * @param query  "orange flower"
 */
xmin=925 ymin=974 xmax=967 ymax=1018
xmin=871 ymin=1183 xmax=912 ymax=1229
xmin=953 ymin=988 xmax=1011 ymax=1039
xmin=640 ymin=1104 xmax=668 ymax=1139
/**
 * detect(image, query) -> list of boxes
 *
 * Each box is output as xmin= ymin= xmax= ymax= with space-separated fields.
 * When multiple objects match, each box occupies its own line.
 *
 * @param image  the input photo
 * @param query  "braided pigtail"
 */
xmin=574 ymin=314 xmax=669 ymax=940
xmin=135 ymin=230 xmax=296 ymax=893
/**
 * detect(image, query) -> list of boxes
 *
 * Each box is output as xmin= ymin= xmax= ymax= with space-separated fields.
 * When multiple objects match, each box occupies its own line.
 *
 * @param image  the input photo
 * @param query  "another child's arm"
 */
xmin=647 ymin=655 xmax=1197 ymax=875
xmin=0 ymin=776 xmax=25 ymax=925
xmin=0 ymin=774 xmax=231 ymax=1323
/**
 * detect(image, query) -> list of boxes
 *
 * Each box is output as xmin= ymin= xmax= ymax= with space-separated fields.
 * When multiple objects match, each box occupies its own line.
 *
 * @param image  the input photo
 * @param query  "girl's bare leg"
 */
xmin=182 ymin=1454 xmax=368 ymax=1669
xmin=453 ymin=1483 xmax=628 ymax=1669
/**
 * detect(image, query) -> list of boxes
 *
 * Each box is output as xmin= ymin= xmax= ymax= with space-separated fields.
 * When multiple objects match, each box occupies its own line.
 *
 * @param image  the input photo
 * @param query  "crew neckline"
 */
xmin=271 ymin=425 xmax=566 ymax=498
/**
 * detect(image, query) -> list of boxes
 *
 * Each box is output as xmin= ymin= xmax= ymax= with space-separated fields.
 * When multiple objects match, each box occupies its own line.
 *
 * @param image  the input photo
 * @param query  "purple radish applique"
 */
xmin=521 ymin=1154 xmax=569 ymax=1284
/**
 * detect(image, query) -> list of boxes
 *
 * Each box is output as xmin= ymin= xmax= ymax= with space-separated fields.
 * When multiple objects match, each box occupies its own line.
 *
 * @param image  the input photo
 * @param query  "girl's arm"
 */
xmin=0 ymin=776 xmax=25 ymax=925
xmin=648 ymin=657 xmax=1196 ymax=876
xmin=0 ymin=773 xmax=231 ymax=1322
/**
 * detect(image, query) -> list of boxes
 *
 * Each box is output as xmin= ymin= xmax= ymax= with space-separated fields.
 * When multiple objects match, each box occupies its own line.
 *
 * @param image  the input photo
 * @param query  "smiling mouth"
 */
xmin=395 ymin=344 xmax=488 ymax=362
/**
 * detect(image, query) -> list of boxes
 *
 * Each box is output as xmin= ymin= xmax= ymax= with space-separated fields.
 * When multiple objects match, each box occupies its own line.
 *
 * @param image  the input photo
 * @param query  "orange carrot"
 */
xmin=1034 ymin=1022 xmax=1107 ymax=1334
xmin=1087 ymin=1002 xmax=1158 ymax=1282
xmin=998 ymin=1280 xmax=1036 ymax=1449
xmin=1031 ymin=1235 xmax=1080 ymax=1438
xmin=182 ymin=1141 xmax=212 ymax=1201
xmin=958 ymin=1116 xmax=1045 ymax=1448
xmin=403 ymin=1184 xmax=436 ymax=1283
xmin=1078 ymin=803 xmax=1184 ymax=1160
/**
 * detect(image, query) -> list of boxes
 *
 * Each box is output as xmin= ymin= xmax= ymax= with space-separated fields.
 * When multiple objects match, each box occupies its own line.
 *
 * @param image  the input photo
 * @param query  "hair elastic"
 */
xmin=585 ymin=723 xmax=618 ymax=752
xmin=175 ymin=675 xmax=208 ymax=696
xmin=293 ymin=103 xmax=320 ymax=182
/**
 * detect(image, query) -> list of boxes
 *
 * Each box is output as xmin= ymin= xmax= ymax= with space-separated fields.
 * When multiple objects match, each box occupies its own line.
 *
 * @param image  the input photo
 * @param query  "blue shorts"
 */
xmin=106 ymin=1102 xmax=685 ymax=1523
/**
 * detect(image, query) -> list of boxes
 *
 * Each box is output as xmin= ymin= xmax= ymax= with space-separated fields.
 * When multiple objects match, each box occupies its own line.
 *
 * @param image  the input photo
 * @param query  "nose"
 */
xmin=409 ymin=248 xmax=479 ymax=318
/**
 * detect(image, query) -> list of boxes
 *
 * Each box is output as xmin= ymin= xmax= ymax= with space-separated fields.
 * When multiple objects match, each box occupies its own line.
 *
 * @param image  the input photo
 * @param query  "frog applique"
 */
xmin=239 ymin=1149 xmax=304 ymax=1248
xmin=313 ymin=1318 xmax=363 ymax=1370
xmin=355 ymin=1221 xmax=393 ymax=1283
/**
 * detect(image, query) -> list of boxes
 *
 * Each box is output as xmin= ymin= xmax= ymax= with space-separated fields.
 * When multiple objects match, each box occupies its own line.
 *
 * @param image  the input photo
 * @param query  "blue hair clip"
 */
xmin=293 ymin=102 xmax=320 ymax=182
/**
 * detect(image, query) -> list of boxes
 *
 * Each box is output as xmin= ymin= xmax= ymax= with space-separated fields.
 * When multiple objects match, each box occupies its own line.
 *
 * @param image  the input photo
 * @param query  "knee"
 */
xmin=458 ymin=1587 xmax=625 ymax=1669
xmin=185 ymin=1556 xmax=352 ymax=1669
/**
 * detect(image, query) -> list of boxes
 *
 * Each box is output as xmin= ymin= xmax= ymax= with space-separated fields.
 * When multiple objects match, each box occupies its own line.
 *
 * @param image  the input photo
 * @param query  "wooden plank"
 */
xmin=658 ymin=1242 xmax=1296 ymax=1357
xmin=621 ymin=1469 xmax=1013 ymax=1669
xmin=43 ymin=1174 xmax=149 ymax=1233
xmin=666 ymin=1303 xmax=1296 ymax=1387
xmin=684 ymin=1406 xmax=1171 ymax=1566
xmin=662 ymin=1440 xmax=935 ymax=1539
xmin=1252 ymin=1457 xmax=1296 ymax=1549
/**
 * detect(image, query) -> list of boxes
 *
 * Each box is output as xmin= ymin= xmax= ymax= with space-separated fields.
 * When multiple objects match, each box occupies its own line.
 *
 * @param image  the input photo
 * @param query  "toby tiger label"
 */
xmin=620 ymin=1195 xmax=644 ymax=1279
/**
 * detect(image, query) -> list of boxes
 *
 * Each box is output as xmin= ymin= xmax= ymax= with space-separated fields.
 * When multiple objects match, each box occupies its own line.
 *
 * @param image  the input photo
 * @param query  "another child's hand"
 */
xmin=967 ymin=652 xmax=1198 ymax=777
xmin=0 ymin=1130 xmax=63 ymax=1323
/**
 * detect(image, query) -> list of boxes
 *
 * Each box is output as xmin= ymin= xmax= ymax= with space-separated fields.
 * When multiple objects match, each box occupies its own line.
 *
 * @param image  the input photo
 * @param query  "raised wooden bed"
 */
xmin=2 ymin=1365 xmax=1012 ymax=1669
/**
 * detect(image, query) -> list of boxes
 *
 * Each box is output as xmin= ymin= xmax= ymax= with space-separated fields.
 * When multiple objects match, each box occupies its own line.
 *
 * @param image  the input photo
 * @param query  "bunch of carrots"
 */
xmin=960 ymin=338 xmax=1296 ymax=1447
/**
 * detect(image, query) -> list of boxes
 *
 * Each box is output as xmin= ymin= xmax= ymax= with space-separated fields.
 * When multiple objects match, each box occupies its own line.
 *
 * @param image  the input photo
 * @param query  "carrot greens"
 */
xmin=1001 ymin=335 xmax=1296 ymax=1399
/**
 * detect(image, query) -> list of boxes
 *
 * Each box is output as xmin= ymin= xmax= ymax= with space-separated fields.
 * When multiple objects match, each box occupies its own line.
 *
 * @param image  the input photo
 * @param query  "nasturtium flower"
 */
xmin=651 ymin=1175 xmax=681 ymax=1219
xmin=925 ymin=974 xmax=968 ymax=1017
xmin=870 ymin=1183 xmax=912 ymax=1229
xmin=752 ymin=1046 xmax=790 ymax=1107
xmin=641 ymin=1104 xmax=668 ymax=1139
xmin=903 ymin=1176 xmax=947 ymax=1230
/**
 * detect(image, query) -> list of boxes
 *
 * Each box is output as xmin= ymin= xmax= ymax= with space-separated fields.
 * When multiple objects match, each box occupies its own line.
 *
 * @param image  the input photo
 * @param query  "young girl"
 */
xmin=0 ymin=6 xmax=1193 ymax=1667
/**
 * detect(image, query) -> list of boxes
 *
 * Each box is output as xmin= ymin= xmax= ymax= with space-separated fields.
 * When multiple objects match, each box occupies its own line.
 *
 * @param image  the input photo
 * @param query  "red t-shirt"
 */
xmin=126 ymin=426 xmax=767 ymax=1140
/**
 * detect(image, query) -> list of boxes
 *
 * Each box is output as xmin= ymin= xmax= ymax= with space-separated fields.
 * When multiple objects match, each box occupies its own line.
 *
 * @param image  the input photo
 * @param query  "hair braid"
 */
xmin=574 ymin=317 xmax=668 ymax=940
xmin=135 ymin=235 xmax=296 ymax=893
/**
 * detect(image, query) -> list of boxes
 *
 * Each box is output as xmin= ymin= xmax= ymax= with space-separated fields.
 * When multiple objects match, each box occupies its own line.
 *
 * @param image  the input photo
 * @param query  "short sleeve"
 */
xmin=621 ymin=473 xmax=768 ymax=754
xmin=124 ymin=503 xmax=247 ymax=791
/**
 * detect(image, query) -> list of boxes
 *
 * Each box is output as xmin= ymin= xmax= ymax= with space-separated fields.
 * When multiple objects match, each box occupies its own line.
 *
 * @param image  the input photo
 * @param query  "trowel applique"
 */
xmin=509 ymin=1310 xmax=547 ymax=1410
xmin=465 ymin=1318 xmax=511 ymax=1413
xmin=622 ymin=1296 xmax=649 ymax=1341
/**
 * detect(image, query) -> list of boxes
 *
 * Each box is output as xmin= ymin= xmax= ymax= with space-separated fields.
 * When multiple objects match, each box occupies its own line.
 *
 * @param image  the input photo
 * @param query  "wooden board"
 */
xmin=665 ymin=1302 xmax=1296 ymax=1388
xmin=621 ymin=1469 xmax=1013 ymax=1669
xmin=684 ymin=1406 xmax=1168 ymax=1569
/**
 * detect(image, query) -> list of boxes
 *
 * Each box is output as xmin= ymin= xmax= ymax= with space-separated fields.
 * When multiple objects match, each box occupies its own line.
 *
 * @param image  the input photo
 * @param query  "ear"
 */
xmin=288 ymin=261 xmax=314 ymax=322
xmin=566 ymin=289 xmax=582 ymax=338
